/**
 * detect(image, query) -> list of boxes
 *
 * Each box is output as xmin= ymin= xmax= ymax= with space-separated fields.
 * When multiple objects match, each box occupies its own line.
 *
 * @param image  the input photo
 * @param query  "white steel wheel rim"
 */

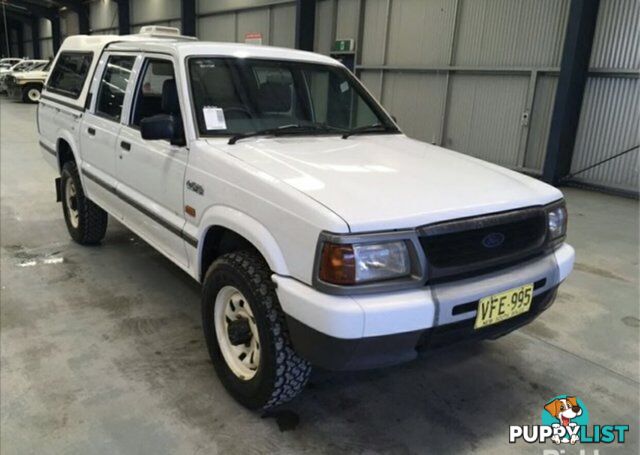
xmin=65 ymin=178 xmax=80 ymax=228
xmin=214 ymin=285 xmax=261 ymax=381
xmin=28 ymin=88 xmax=40 ymax=102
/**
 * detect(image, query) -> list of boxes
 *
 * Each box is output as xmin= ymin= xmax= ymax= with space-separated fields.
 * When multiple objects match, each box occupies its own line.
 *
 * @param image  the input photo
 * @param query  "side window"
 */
xmin=95 ymin=55 xmax=136 ymax=122
xmin=47 ymin=52 xmax=93 ymax=99
xmin=131 ymin=59 xmax=178 ymax=127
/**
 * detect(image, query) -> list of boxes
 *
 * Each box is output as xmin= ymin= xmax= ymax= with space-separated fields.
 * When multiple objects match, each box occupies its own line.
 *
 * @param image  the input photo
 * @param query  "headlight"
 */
xmin=547 ymin=201 xmax=567 ymax=240
xmin=318 ymin=240 xmax=411 ymax=285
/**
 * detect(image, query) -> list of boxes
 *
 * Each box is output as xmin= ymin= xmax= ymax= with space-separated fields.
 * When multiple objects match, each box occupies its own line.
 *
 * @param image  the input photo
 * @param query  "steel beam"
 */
xmin=31 ymin=16 xmax=40 ymax=58
xmin=51 ymin=15 xmax=61 ymax=53
xmin=14 ymin=21 xmax=25 ymax=56
xmin=542 ymin=0 xmax=601 ymax=185
xmin=295 ymin=0 xmax=316 ymax=51
xmin=116 ymin=0 xmax=130 ymax=35
xmin=181 ymin=0 xmax=196 ymax=37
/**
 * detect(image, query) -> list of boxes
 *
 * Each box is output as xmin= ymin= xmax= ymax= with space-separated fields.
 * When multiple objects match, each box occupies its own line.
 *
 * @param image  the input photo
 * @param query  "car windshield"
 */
xmin=188 ymin=57 xmax=396 ymax=136
xmin=12 ymin=61 xmax=34 ymax=72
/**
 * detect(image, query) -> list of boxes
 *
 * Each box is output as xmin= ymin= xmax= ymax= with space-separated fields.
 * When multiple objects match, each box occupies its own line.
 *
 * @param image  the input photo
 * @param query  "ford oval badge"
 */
xmin=482 ymin=232 xmax=505 ymax=248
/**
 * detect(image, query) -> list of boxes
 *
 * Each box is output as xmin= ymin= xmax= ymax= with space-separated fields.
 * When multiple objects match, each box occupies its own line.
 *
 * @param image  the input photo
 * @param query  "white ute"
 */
xmin=38 ymin=27 xmax=575 ymax=410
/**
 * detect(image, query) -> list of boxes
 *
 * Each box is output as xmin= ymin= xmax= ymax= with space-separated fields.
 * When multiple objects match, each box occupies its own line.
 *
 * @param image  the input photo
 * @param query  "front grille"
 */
xmin=419 ymin=208 xmax=548 ymax=283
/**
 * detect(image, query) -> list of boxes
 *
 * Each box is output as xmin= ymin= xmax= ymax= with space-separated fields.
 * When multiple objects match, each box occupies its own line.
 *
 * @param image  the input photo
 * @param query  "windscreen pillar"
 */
xmin=116 ymin=0 xmax=130 ymax=35
xmin=295 ymin=0 xmax=316 ymax=51
xmin=542 ymin=0 xmax=601 ymax=185
xmin=181 ymin=0 xmax=196 ymax=37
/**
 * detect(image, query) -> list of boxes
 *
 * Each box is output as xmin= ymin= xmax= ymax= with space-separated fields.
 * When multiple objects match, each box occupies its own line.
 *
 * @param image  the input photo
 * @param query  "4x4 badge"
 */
xmin=186 ymin=180 xmax=204 ymax=195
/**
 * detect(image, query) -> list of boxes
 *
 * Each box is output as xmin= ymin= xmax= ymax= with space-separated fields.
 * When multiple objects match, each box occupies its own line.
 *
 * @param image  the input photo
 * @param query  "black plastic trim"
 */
xmin=288 ymin=286 xmax=558 ymax=371
xmin=39 ymin=141 xmax=57 ymax=156
xmin=81 ymin=168 xmax=198 ymax=248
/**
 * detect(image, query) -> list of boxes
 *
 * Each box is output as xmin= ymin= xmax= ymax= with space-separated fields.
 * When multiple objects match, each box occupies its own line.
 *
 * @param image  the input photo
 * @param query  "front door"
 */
xmin=116 ymin=55 xmax=190 ymax=268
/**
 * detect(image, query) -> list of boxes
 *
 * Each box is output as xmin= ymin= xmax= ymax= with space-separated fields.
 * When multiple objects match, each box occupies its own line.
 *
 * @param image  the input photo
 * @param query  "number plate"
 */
xmin=474 ymin=284 xmax=534 ymax=329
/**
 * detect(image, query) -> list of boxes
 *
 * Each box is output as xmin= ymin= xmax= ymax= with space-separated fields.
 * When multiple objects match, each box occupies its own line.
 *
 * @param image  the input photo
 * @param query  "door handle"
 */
xmin=87 ymin=127 xmax=96 ymax=136
xmin=120 ymin=141 xmax=131 ymax=151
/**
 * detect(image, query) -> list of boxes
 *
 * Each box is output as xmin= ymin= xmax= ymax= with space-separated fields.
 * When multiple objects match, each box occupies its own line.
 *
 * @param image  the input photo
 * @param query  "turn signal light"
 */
xmin=318 ymin=243 xmax=356 ymax=285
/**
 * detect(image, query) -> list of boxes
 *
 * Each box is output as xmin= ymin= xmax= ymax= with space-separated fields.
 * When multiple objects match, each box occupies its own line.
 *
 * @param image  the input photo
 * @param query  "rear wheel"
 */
xmin=202 ymin=251 xmax=311 ymax=410
xmin=21 ymin=84 xmax=41 ymax=103
xmin=60 ymin=161 xmax=108 ymax=245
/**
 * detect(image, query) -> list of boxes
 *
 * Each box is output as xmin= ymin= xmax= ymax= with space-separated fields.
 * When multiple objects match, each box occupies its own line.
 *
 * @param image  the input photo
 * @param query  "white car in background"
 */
xmin=5 ymin=60 xmax=51 ymax=103
xmin=37 ymin=27 xmax=575 ymax=410
xmin=0 ymin=60 xmax=49 ymax=93
xmin=0 ymin=57 xmax=23 ymax=70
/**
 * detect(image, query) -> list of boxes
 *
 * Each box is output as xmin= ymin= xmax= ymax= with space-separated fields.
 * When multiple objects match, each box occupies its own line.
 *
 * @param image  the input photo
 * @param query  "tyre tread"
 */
xmin=205 ymin=251 xmax=311 ymax=410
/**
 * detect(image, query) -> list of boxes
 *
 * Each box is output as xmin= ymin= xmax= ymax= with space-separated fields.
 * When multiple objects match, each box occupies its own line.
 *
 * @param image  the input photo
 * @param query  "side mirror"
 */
xmin=140 ymin=114 xmax=185 ymax=146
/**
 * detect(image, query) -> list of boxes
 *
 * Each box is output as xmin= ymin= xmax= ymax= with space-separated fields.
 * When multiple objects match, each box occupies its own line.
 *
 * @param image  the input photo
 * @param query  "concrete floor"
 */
xmin=1 ymin=97 xmax=638 ymax=455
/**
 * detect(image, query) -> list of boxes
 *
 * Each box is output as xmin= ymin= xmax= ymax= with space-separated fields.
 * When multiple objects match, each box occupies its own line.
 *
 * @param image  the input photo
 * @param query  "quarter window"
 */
xmin=47 ymin=52 xmax=93 ymax=99
xmin=95 ymin=55 xmax=136 ymax=122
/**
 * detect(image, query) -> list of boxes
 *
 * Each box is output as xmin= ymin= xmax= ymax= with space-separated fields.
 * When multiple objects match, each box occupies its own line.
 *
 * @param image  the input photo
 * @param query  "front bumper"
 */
xmin=274 ymin=243 xmax=574 ymax=370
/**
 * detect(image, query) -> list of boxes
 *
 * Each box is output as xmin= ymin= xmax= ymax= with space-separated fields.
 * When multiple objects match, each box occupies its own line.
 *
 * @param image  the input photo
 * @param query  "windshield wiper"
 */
xmin=341 ymin=123 xmax=397 ymax=139
xmin=228 ymin=123 xmax=348 ymax=145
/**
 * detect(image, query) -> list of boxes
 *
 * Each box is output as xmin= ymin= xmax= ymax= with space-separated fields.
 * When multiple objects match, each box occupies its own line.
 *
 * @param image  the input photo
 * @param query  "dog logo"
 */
xmin=543 ymin=396 xmax=584 ymax=444
xmin=510 ymin=395 xmax=629 ymax=445
xmin=481 ymin=232 xmax=505 ymax=248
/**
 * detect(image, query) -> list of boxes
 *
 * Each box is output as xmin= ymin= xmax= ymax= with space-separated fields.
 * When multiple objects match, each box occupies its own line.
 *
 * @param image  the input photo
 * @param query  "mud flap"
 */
xmin=55 ymin=177 xmax=61 ymax=202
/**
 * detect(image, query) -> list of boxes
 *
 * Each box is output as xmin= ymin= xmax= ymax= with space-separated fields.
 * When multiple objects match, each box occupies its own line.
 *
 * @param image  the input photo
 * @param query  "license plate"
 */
xmin=474 ymin=284 xmax=534 ymax=329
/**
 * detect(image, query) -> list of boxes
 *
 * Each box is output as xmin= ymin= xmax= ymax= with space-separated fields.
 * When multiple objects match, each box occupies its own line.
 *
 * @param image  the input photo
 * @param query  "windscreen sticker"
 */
xmin=340 ymin=81 xmax=350 ymax=93
xmin=203 ymin=106 xmax=227 ymax=130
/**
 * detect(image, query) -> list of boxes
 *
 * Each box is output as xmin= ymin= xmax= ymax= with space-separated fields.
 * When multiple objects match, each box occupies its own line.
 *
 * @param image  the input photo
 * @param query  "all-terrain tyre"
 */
xmin=202 ymin=250 xmax=311 ymax=410
xmin=60 ymin=161 xmax=108 ymax=245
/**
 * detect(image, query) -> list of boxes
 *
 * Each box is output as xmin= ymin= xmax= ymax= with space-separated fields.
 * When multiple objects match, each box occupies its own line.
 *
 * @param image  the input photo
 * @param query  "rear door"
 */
xmin=79 ymin=53 xmax=138 ymax=217
xmin=115 ymin=55 xmax=190 ymax=268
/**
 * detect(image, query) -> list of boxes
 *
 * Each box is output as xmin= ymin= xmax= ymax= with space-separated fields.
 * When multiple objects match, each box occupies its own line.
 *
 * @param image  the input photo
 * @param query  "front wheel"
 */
xmin=202 ymin=251 xmax=311 ymax=410
xmin=60 ymin=161 xmax=108 ymax=244
xmin=22 ymin=84 xmax=41 ymax=103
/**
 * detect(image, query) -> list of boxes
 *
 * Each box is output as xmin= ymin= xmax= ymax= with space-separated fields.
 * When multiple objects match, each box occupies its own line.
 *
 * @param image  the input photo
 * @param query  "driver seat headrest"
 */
xmin=161 ymin=79 xmax=180 ymax=115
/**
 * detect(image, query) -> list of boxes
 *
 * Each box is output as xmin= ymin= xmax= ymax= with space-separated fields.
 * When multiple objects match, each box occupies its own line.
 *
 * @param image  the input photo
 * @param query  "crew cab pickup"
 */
xmin=38 ymin=27 xmax=574 ymax=410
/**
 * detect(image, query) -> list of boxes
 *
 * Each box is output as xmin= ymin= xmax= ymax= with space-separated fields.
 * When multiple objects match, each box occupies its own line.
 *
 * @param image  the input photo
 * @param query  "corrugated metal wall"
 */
xmin=316 ymin=0 xmax=571 ymax=174
xmin=197 ymin=0 xmax=296 ymax=47
xmin=315 ymin=0 xmax=638 ymax=193
xmin=570 ymin=0 xmax=639 ymax=192
xmin=89 ymin=0 xmax=118 ymax=35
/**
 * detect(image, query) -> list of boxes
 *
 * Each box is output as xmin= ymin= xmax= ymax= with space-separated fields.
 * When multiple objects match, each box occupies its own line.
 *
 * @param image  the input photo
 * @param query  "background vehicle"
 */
xmin=0 ymin=60 xmax=48 ymax=93
xmin=5 ymin=60 xmax=51 ymax=103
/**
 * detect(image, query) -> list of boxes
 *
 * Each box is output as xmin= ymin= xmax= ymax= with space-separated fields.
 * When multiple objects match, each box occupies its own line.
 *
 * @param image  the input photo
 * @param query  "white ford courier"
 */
xmin=38 ymin=27 xmax=574 ymax=410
